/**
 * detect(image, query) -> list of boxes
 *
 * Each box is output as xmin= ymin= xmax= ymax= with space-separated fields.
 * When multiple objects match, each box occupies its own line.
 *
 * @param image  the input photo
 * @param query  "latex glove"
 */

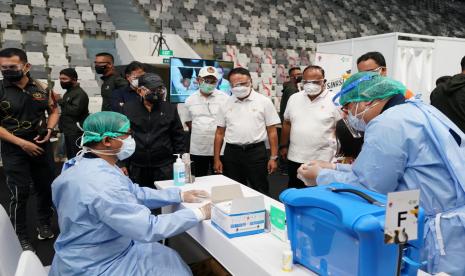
xmin=199 ymin=203 xmax=211 ymax=220
xmin=308 ymin=160 xmax=336 ymax=170
xmin=182 ymin=190 xmax=210 ymax=203
xmin=297 ymin=163 xmax=321 ymax=186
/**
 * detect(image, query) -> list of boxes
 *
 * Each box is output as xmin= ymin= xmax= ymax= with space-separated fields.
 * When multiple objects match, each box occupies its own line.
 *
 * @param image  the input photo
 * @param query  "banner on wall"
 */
xmin=314 ymin=53 xmax=353 ymax=95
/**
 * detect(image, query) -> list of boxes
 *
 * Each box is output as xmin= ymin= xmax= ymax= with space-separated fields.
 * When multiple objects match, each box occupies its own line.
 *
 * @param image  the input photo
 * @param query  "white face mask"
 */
xmin=130 ymin=78 xmax=138 ymax=88
xmin=231 ymin=86 xmax=251 ymax=98
xmin=77 ymin=135 xmax=136 ymax=161
xmin=303 ymin=83 xmax=322 ymax=96
xmin=115 ymin=136 xmax=136 ymax=160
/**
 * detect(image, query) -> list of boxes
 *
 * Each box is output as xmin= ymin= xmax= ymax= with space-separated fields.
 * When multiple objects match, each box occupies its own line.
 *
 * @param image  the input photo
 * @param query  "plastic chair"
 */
xmin=14 ymin=251 xmax=48 ymax=276
xmin=0 ymin=205 xmax=23 ymax=276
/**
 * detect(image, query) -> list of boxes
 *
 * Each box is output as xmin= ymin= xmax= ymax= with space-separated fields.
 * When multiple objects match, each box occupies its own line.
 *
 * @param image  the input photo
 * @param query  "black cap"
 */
xmin=59 ymin=68 xmax=78 ymax=80
xmin=138 ymin=73 xmax=164 ymax=90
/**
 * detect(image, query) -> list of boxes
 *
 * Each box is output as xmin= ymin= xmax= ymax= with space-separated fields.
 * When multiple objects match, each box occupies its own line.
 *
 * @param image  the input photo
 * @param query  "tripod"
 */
xmin=151 ymin=31 xmax=170 ymax=56
xmin=151 ymin=0 xmax=170 ymax=56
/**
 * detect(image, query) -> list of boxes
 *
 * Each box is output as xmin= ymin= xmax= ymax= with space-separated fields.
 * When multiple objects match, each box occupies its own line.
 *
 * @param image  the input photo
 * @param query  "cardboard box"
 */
xmin=211 ymin=184 xmax=266 ymax=238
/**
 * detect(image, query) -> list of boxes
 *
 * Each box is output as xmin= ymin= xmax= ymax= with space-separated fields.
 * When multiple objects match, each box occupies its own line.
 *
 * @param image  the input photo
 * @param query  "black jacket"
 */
xmin=279 ymin=81 xmax=299 ymax=121
xmin=100 ymin=73 xmax=127 ymax=111
xmin=58 ymin=84 xmax=89 ymax=135
xmin=122 ymin=100 xmax=186 ymax=167
xmin=430 ymin=74 xmax=465 ymax=133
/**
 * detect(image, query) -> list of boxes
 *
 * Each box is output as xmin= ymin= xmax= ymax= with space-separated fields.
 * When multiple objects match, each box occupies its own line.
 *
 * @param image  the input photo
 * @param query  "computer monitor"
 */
xmin=169 ymin=57 xmax=234 ymax=103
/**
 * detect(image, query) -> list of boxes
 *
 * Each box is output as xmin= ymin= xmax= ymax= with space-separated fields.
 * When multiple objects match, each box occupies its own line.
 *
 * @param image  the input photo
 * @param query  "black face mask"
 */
xmin=144 ymin=92 xmax=163 ymax=104
xmin=295 ymin=76 xmax=303 ymax=83
xmin=95 ymin=65 xmax=107 ymax=74
xmin=2 ymin=69 xmax=24 ymax=82
xmin=60 ymin=81 xmax=74 ymax=90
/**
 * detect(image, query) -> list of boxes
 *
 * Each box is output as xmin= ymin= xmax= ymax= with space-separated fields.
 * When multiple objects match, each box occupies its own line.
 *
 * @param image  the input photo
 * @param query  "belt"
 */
xmin=226 ymin=141 xmax=265 ymax=151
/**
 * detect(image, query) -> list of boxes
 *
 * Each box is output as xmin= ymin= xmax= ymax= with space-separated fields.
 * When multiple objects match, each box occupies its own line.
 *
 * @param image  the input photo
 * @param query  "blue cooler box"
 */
xmin=280 ymin=183 xmax=424 ymax=276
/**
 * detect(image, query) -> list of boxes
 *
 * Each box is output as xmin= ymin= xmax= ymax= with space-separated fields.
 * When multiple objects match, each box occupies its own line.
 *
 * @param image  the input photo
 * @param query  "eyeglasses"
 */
xmin=231 ymin=81 xmax=250 ymax=88
xmin=200 ymin=78 xmax=218 ymax=85
xmin=0 ymin=64 xmax=24 ymax=71
xmin=340 ymin=105 xmax=349 ymax=113
xmin=113 ymin=130 xmax=133 ymax=136
xmin=128 ymin=74 xmax=143 ymax=80
xmin=140 ymin=86 xmax=166 ymax=94
xmin=302 ymin=79 xmax=324 ymax=85
xmin=364 ymin=66 xmax=385 ymax=73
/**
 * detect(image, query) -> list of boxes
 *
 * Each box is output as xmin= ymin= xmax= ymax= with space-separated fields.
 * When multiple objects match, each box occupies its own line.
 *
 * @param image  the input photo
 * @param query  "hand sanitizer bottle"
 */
xmin=173 ymin=154 xmax=186 ymax=186
xmin=282 ymin=239 xmax=293 ymax=272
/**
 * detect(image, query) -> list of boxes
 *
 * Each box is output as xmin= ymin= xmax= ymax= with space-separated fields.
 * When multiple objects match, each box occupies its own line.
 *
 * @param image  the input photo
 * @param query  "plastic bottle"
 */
xmin=173 ymin=154 xmax=186 ymax=186
xmin=282 ymin=239 xmax=293 ymax=272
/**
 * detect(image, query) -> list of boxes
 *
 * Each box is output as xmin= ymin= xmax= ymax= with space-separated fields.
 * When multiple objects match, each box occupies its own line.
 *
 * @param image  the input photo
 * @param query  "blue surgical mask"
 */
xmin=115 ymin=136 xmax=136 ymax=160
xmin=347 ymin=102 xmax=379 ymax=132
xmin=348 ymin=110 xmax=367 ymax=132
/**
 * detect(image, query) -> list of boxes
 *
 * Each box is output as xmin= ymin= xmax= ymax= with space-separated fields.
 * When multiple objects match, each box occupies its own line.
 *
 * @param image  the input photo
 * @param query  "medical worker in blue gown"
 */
xmin=49 ymin=111 xmax=211 ymax=276
xmin=298 ymin=72 xmax=465 ymax=276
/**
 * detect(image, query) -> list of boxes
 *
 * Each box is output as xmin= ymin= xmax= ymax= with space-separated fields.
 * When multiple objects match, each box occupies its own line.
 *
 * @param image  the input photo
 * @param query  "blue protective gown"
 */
xmin=49 ymin=156 xmax=199 ymax=276
xmin=317 ymin=98 xmax=465 ymax=275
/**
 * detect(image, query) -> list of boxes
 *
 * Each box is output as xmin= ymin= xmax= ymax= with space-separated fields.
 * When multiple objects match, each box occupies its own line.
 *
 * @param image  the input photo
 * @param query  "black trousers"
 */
xmin=190 ymin=155 xmax=215 ymax=177
xmin=1 ymin=140 xmax=55 ymax=239
xmin=223 ymin=142 xmax=269 ymax=195
xmin=64 ymin=133 xmax=82 ymax=159
xmin=287 ymin=159 xmax=306 ymax=189
xmin=129 ymin=163 xmax=173 ymax=188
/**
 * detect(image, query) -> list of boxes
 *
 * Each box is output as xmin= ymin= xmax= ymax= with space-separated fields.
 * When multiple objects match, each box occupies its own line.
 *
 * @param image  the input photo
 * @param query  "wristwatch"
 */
xmin=269 ymin=155 xmax=278 ymax=161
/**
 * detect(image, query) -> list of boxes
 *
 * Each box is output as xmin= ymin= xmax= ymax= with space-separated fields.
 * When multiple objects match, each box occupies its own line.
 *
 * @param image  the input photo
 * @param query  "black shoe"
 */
xmin=19 ymin=238 xmax=35 ymax=252
xmin=37 ymin=224 xmax=54 ymax=240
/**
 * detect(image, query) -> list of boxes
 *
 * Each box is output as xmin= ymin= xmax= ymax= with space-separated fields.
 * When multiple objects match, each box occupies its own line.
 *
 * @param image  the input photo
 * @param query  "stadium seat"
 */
xmin=2 ymin=29 xmax=22 ymax=42
xmin=0 ymin=12 xmax=12 ymax=28
xmin=13 ymin=4 xmax=30 ymax=16
xmin=32 ymin=15 xmax=50 ymax=31
xmin=51 ymin=17 xmax=67 ymax=33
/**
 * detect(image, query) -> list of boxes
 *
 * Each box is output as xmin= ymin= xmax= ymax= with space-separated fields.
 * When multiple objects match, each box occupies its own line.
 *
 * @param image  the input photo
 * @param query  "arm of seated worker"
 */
xmin=131 ymin=184 xmax=184 ymax=209
xmin=317 ymin=120 xmax=405 ymax=194
xmin=335 ymin=163 xmax=353 ymax=172
xmin=91 ymin=189 xmax=200 ymax=243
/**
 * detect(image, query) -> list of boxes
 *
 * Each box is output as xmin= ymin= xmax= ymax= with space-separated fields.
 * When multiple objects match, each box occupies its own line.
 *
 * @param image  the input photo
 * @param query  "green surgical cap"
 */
xmin=82 ymin=111 xmax=130 ymax=145
xmin=339 ymin=72 xmax=407 ymax=106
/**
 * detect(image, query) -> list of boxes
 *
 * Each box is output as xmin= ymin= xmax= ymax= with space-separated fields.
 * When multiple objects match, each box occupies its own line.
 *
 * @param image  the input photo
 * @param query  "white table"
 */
xmin=155 ymin=175 xmax=315 ymax=276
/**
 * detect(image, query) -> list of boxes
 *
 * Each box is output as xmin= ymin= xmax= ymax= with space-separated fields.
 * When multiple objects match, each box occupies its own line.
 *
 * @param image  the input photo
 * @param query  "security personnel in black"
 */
xmin=0 ymin=48 xmax=59 ymax=251
xmin=57 ymin=68 xmax=89 ymax=158
xmin=94 ymin=52 xmax=127 ymax=111
xmin=122 ymin=73 xmax=186 ymax=187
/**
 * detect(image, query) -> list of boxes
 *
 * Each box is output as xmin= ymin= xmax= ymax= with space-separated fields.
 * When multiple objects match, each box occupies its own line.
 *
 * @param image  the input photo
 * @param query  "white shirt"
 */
xmin=185 ymin=89 xmax=229 ymax=156
xmin=217 ymin=90 xmax=281 ymax=145
xmin=284 ymin=90 xmax=341 ymax=164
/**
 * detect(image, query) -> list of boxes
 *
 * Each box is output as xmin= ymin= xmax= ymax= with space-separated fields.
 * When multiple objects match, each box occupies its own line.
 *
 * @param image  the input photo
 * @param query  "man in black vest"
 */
xmin=57 ymin=68 xmax=89 ymax=158
xmin=0 ymin=48 xmax=60 ymax=251
xmin=94 ymin=52 xmax=127 ymax=111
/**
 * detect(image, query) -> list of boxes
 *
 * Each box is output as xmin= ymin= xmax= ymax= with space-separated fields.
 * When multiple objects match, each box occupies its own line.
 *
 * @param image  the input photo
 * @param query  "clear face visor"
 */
xmin=332 ymin=92 xmax=363 ymax=139
xmin=332 ymin=74 xmax=377 ymax=138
